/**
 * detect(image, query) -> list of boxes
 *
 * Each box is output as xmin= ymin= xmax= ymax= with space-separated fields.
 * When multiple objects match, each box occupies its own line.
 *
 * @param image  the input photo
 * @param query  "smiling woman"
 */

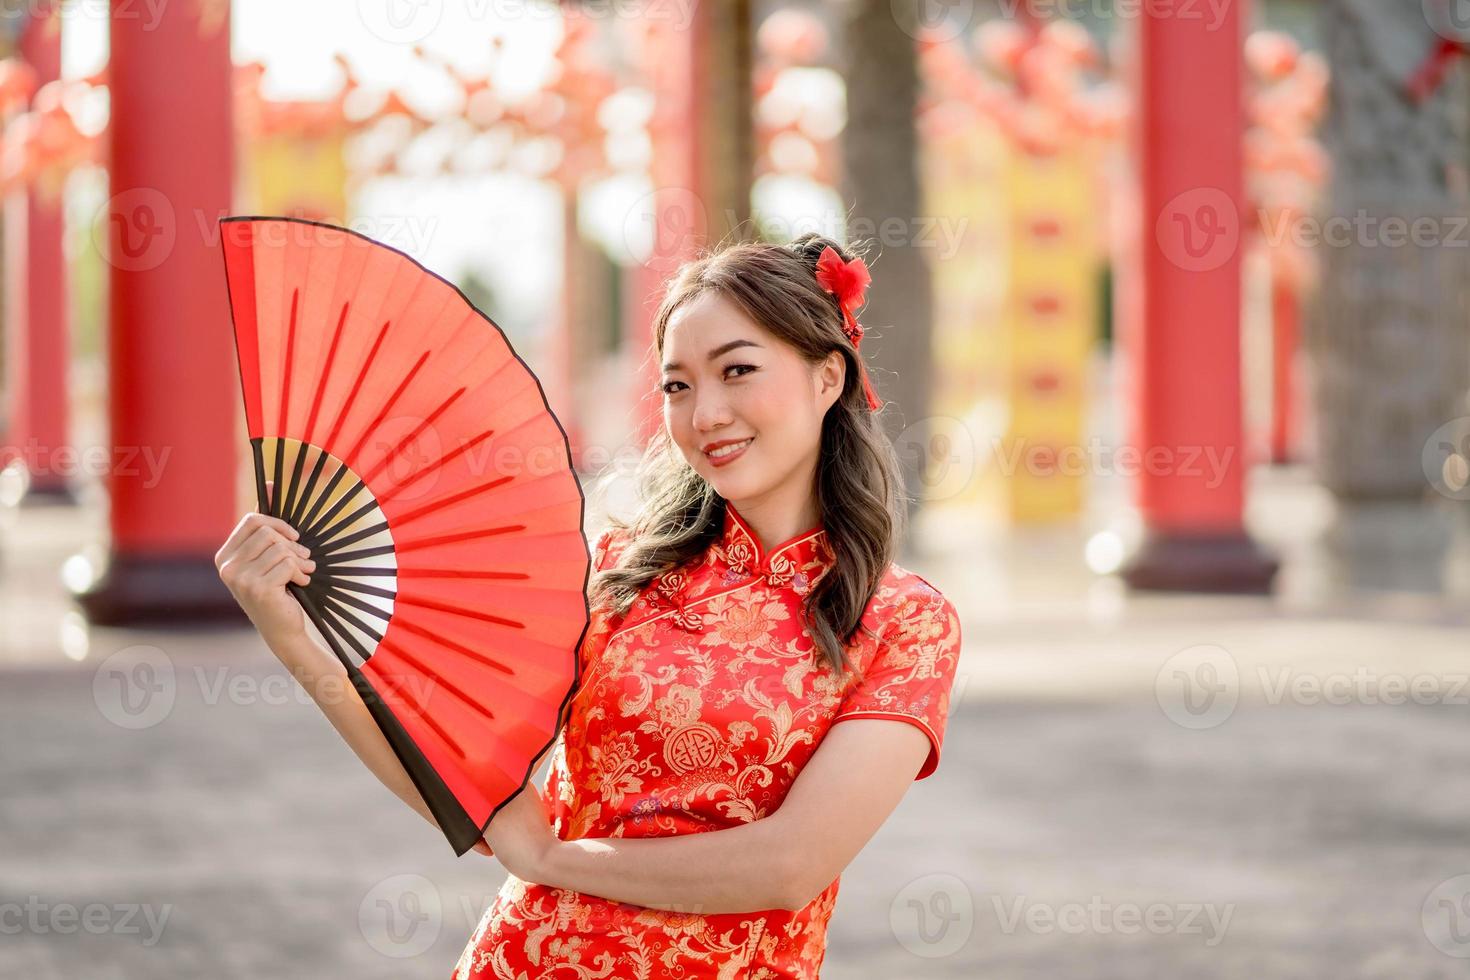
xmin=457 ymin=234 xmax=962 ymax=980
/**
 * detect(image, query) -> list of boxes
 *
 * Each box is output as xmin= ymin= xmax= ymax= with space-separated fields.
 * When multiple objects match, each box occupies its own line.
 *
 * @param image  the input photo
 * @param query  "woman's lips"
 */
xmin=705 ymin=437 xmax=753 ymax=467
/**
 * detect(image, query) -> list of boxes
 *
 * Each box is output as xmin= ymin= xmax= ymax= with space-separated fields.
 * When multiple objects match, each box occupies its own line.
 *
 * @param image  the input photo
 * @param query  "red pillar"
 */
xmin=1269 ymin=276 xmax=1299 ymax=464
xmin=70 ymin=1 xmax=240 ymax=623
xmin=2 ymin=12 xmax=72 ymax=503
xmin=1119 ymin=0 xmax=1277 ymax=592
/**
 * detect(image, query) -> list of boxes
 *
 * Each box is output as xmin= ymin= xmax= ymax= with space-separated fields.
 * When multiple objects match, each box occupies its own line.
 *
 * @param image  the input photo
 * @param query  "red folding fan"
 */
xmin=218 ymin=215 xmax=589 ymax=856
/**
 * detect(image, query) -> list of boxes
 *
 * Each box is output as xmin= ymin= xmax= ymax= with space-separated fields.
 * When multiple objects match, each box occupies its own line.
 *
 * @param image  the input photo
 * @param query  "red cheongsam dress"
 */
xmin=453 ymin=501 xmax=962 ymax=980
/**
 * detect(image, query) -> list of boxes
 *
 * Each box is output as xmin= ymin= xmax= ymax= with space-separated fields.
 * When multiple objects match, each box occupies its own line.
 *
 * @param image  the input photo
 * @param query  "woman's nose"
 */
xmin=691 ymin=392 xmax=733 ymax=431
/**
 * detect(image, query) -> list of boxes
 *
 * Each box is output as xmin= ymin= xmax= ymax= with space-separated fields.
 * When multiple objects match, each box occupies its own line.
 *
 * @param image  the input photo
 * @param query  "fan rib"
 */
xmin=279 ymin=289 xmax=299 ymax=437
xmin=301 ymin=478 xmax=368 ymax=542
xmin=316 ymin=518 xmax=392 ymax=558
xmin=373 ymin=667 xmax=468 ymax=760
xmin=317 ymin=565 xmax=396 ymax=577
xmin=397 ymin=568 xmax=529 ymax=580
xmin=319 ymin=593 xmax=386 ymax=647
xmin=318 ymin=544 xmax=396 ymax=565
xmin=321 ymin=584 xmax=393 ymax=630
xmin=296 ymin=459 xmax=351 ymax=533
xmin=392 ymin=474 xmax=515 ymax=527
xmin=304 ymin=302 xmax=350 ymax=441
xmin=311 ymin=596 xmax=376 ymax=667
xmin=314 ymin=501 xmax=387 ymax=554
xmin=288 ymin=449 xmax=330 ymax=528
xmin=360 ymin=386 xmax=467 ymax=487
xmin=379 ymin=637 xmax=499 ymax=725
xmin=393 ymin=617 xmax=516 ymax=676
xmin=319 ymin=575 xmax=396 ymax=602
xmin=396 ymin=524 xmax=524 ymax=553
xmin=343 ymin=348 xmax=431 ymax=467
xmin=321 ymin=319 xmax=391 ymax=452
xmin=395 ymin=593 xmax=523 ymax=630
xmin=287 ymin=303 xmax=353 ymax=525
xmin=376 ymin=427 xmax=497 ymax=507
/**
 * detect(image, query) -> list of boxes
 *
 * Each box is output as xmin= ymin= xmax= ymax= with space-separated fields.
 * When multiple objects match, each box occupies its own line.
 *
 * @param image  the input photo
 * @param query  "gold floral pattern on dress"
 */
xmin=453 ymin=502 xmax=961 ymax=980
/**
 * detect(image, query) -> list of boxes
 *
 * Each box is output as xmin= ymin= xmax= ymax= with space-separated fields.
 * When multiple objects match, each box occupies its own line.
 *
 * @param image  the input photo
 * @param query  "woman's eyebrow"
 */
xmin=662 ymin=339 xmax=764 ymax=373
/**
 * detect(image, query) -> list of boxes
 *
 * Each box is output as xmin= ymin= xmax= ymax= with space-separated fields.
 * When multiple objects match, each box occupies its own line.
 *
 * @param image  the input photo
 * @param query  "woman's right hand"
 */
xmin=215 ymin=480 xmax=317 ymax=644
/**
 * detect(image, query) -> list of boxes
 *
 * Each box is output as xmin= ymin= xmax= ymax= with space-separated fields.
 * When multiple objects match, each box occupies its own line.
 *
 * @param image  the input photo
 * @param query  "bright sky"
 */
xmin=59 ymin=0 xmax=571 ymax=343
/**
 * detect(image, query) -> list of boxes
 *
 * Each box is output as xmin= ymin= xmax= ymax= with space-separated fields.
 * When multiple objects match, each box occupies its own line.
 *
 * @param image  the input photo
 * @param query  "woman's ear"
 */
xmin=818 ymin=351 xmax=845 ymax=410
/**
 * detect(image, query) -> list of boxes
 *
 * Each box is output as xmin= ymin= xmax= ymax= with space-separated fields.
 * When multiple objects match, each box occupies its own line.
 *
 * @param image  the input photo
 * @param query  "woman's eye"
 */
xmin=661 ymin=365 xmax=754 ymax=395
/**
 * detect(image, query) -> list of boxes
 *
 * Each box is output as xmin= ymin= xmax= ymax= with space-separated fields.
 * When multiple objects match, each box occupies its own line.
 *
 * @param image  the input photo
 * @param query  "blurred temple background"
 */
xmin=2 ymin=0 xmax=1470 ymax=978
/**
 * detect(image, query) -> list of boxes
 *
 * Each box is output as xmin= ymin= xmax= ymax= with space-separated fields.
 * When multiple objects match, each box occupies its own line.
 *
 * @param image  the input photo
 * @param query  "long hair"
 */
xmin=588 ymin=233 xmax=908 ymax=677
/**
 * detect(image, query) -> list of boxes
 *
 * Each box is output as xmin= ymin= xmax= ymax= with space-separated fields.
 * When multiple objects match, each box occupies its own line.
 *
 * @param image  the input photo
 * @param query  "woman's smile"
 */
xmin=705 ymin=437 xmax=754 ymax=466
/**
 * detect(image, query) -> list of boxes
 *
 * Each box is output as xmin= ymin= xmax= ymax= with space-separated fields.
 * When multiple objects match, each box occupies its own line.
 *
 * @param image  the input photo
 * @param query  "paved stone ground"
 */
xmin=5 ymin=468 xmax=1470 ymax=978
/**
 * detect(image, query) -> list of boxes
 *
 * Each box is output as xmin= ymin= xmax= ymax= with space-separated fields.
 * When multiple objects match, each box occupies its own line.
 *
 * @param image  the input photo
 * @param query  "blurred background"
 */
xmin=2 ymin=0 xmax=1470 ymax=977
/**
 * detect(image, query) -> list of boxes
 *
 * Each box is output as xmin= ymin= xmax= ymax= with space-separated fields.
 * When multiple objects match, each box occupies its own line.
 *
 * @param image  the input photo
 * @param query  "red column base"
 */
xmin=1119 ymin=529 xmax=1280 ymax=594
xmin=69 ymin=553 xmax=249 ymax=626
xmin=16 ymin=481 xmax=79 ymax=506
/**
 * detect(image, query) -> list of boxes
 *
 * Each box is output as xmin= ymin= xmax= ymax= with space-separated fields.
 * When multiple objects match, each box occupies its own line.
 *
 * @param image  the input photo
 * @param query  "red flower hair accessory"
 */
xmin=814 ymin=245 xmax=883 ymax=411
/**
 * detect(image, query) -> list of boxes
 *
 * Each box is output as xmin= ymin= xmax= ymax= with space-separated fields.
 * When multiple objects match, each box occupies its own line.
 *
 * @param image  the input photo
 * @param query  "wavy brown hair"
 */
xmin=587 ymin=233 xmax=909 ymax=677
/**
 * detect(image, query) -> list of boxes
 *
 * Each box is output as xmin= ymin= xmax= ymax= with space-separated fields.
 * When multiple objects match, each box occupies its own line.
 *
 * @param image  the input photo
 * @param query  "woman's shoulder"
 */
xmin=589 ymin=523 xmax=634 ymax=573
xmin=862 ymin=560 xmax=958 ymax=638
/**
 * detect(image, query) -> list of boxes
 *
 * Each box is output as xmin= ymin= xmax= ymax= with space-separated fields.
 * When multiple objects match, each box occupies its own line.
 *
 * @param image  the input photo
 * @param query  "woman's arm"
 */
xmin=266 ymin=629 xmax=442 ymax=830
xmin=499 ymin=718 xmax=931 ymax=914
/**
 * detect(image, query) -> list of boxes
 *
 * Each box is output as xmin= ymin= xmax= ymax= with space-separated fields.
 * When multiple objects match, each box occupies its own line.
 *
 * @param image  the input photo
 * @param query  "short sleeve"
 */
xmin=831 ymin=580 xmax=962 ymax=780
xmin=589 ymin=524 xmax=630 ymax=573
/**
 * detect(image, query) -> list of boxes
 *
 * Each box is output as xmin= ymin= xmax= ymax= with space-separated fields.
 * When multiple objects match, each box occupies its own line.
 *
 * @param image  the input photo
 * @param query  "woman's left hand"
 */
xmin=482 ymin=780 xmax=557 ymax=880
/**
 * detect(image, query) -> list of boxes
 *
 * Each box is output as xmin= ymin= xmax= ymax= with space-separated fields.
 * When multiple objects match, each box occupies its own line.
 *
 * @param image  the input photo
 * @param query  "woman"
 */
xmin=215 ymin=233 xmax=961 ymax=978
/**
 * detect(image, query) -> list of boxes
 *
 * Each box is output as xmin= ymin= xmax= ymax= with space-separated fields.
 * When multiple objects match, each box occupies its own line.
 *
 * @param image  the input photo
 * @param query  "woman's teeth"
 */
xmin=708 ymin=438 xmax=753 ymax=458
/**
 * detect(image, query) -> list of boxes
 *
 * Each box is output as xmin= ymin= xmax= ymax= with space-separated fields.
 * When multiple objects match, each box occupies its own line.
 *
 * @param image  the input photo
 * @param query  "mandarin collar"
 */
xmin=711 ymin=501 xmax=836 ymax=592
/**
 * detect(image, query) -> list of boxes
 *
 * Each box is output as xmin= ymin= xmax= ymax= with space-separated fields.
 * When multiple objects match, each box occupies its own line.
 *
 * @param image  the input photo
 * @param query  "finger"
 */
xmin=258 ymin=548 xmax=313 ymax=589
xmin=220 ymin=509 xmax=301 ymax=562
xmin=218 ymin=511 xmax=295 ymax=567
xmin=263 ymin=554 xmax=312 ymax=589
xmin=241 ymin=540 xmax=307 ymax=583
xmin=239 ymin=523 xmax=310 ymax=566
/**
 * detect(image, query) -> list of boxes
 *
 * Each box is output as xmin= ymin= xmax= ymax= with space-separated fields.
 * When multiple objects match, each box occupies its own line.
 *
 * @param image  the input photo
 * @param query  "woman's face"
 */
xmin=660 ymin=290 xmax=844 ymax=507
